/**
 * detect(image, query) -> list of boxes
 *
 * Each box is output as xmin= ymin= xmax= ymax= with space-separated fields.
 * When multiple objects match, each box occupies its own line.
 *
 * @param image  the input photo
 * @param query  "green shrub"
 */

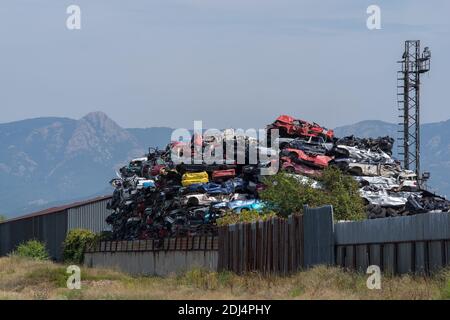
xmin=63 ymin=229 xmax=97 ymax=263
xmin=12 ymin=240 xmax=49 ymax=260
xmin=260 ymin=172 xmax=324 ymax=217
xmin=0 ymin=214 xmax=7 ymax=222
xmin=319 ymin=167 xmax=365 ymax=220
xmin=318 ymin=167 xmax=365 ymax=221
xmin=260 ymin=168 xmax=365 ymax=221
xmin=216 ymin=210 xmax=277 ymax=226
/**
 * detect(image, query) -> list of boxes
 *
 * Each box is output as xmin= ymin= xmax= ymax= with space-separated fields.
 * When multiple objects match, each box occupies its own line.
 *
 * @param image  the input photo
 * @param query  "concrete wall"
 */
xmin=84 ymin=250 xmax=218 ymax=276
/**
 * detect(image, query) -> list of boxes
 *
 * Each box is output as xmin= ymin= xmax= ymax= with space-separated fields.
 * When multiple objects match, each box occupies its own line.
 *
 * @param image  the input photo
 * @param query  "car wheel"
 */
xmin=187 ymin=197 xmax=199 ymax=207
xmin=349 ymin=167 xmax=363 ymax=176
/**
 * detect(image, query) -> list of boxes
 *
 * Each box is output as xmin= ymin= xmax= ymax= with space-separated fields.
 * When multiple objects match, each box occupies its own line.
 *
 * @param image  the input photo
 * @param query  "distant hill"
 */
xmin=334 ymin=119 xmax=450 ymax=197
xmin=0 ymin=112 xmax=171 ymax=217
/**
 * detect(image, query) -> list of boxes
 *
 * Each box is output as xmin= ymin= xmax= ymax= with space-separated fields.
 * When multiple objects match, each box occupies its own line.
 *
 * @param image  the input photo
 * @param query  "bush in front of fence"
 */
xmin=260 ymin=168 xmax=365 ymax=220
xmin=63 ymin=229 xmax=98 ymax=263
xmin=216 ymin=210 xmax=277 ymax=226
xmin=10 ymin=239 xmax=49 ymax=261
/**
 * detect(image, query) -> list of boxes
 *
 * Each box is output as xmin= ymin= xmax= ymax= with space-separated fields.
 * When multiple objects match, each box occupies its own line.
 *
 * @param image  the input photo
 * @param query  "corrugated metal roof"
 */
xmin=1 ymin=195 xmax=112 ymax=224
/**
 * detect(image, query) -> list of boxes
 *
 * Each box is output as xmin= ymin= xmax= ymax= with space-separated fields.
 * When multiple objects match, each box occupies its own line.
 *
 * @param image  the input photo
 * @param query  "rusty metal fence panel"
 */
xmin=217 ymin=215 xmax=304 ymax=275
xmin=86 ymin=236 xmax=218 ymax=253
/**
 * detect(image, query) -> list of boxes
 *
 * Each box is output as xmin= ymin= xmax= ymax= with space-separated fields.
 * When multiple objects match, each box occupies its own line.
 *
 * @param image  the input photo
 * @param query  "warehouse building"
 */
xmin=0 ymin=195 xmax=112 ymax=260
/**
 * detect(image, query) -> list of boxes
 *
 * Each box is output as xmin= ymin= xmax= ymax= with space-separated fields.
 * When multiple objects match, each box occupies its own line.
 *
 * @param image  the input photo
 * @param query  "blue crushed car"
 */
xmin=184 ymin=181 xmax=235 ymax=195
xmin=213 ymin=199 xmax=266 ymax=213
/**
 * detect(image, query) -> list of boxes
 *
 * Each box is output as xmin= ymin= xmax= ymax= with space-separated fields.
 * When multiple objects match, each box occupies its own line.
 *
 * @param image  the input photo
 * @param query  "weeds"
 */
xmin=0 ymin=257 xmax=448 ymax=300
xmin=25 ymin=266 xmax=68 ymax=288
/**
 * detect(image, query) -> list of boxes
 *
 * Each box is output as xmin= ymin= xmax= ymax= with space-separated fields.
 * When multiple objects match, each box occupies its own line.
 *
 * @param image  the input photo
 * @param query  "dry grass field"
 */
xmin=0 ymin=256 xmax=449 ymax=300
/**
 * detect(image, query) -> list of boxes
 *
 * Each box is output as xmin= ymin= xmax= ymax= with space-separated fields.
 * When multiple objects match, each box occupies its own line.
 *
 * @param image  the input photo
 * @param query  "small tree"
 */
xmin=260 ymin=168 xmax=365 ymax=221
xmin=260 ymin=172 xmax=323 ymax=217
xmin=318 ymin=166 xmax=365 ymax=221
xmin=63 ymin=229 xmax=97 ymax=263
xmin=0 ymin=215 xmax=7 ymax=222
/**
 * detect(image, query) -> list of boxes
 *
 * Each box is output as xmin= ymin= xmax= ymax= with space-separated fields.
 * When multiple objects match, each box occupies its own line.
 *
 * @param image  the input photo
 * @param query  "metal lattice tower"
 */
xmin=397 ymin=40 xmax=431 ymax=177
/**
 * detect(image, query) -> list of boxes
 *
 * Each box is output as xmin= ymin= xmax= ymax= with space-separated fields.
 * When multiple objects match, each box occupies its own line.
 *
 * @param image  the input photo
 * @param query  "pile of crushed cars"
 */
xmin=106 ymin=145 xmax=268 ymax=240
xmin=105 ymin=114 xmax=450 ymax=240
xmin=271 ymin=115 xmax=450 ymax=219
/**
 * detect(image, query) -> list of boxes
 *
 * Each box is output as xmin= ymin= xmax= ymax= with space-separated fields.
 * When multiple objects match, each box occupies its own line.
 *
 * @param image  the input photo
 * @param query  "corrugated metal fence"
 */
xmin=217 ymin=207 xmax=450 ymax=275
xmin=216 ymin=206 xmax=335 ymax=275
xmin=335 ymin=212 xmax=450 ymax=274
xmin=303 ymin=205 xmax=335 ymax=268
xmin=217 ymin=215 xmax=304 ymax=274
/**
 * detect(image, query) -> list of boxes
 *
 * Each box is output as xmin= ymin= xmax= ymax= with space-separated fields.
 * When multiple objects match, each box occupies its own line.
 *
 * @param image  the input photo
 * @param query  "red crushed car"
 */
xmin=267 ymin=115 xmax=334 ymax=141
xmin=280 ymin=157 xmax=322 ymax=177
xmin=212 ymin=169 xmax=236 ymax=182
xmin=283 ymin=148 xmax=332 ymax=168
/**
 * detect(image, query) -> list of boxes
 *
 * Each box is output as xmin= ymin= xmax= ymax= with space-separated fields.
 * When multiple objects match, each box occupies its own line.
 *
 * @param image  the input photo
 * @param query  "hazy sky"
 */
xmin=0 ymin=0 xmax=449 ymax=129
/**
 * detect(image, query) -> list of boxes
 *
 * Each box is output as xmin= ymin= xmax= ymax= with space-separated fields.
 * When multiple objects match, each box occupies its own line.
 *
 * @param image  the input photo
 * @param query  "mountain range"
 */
xmin=0 ymin=112 xmax=172 ymax=217
xmin=1 ymin=112 xmax=449 ymax=218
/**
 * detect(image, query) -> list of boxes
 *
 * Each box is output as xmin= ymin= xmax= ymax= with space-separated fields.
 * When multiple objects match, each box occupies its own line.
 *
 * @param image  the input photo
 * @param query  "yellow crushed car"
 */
xmin=181 ymin=171 xmax=209 ymax=187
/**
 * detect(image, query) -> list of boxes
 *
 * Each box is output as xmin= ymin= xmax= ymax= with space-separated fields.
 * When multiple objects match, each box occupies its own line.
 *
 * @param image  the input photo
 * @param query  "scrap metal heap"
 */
xmin=106 ymin=144 xmax=267 ymax=240
xmin=105 ymin=115 xmax=450 ymax=240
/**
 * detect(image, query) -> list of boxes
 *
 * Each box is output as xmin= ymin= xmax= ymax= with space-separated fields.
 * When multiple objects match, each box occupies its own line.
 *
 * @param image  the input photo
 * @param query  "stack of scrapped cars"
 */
xmin=106 ymin=142 xmax=270 ymax=241
xmin=270 ymin=115 xmax=450 ymax=219
xmin=105 ymin=114 xmax=450 ymax=241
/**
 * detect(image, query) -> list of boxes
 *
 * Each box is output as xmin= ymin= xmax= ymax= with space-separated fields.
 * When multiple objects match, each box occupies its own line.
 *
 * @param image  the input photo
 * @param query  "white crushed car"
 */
xmin=334 ymin=145 xmax=394 ymax=164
